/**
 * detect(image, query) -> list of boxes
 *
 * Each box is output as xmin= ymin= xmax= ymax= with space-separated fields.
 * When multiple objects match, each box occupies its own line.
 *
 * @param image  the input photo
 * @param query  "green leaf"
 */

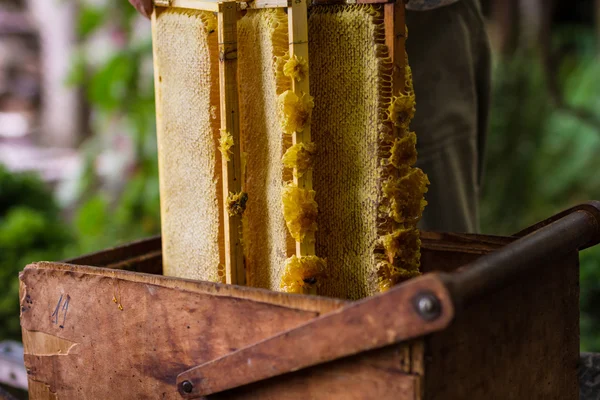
xmin=88 ymin=53 xmax=135 ymax=111
xmin=65 ymin=50 xmax=87 ymax=86
xmin=77 ymin=6 xmax=106 ymax=39
xmin=74 ymin=195 xmax=109 ymax=238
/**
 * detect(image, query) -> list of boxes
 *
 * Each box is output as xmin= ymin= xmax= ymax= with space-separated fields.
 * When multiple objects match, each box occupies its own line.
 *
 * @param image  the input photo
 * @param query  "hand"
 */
xmin=128 ymin=0 xmax=153 ymax=19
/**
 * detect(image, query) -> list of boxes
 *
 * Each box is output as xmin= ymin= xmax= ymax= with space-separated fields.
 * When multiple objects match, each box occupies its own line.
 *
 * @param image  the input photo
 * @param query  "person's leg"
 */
xmin=406 ymin=0 xmax=491 ymax=233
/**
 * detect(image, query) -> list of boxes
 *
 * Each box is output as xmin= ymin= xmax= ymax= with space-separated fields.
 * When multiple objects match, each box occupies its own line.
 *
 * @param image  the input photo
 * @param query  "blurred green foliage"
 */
xmin=0 ymin=166 xmax=72 ymax=340
xmin=0 ymin=0 xmax=160 ymax=341
xmin=481 ymin=27 xmax=600 ymax=351
xmin=68 ymin=0 xmax=160 ymax=254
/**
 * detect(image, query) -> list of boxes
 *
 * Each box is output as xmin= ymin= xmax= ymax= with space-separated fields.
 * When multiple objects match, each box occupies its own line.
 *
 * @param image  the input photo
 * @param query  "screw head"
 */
xmin=413 ymin=292 xmax=441 ymax=321
xmin=181 ymin=380 xmax=194 ymax=394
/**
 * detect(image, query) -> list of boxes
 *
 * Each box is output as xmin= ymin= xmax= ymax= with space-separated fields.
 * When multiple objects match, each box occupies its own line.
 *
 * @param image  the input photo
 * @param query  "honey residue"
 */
xmin=283 ymin=53 xmax=309 ymax=82
xmin=278 ymin=90 xmax=314 ymax=134
xmin=387 ymin=92 xmax=416 ymax=129
xmin=219 ymin=129 xmax=234 ymax=162
xmin=282 ymin=142 xmax=316 ymax=177
xmin=226 ymin=191 xmax=248 ymax=216
xmin=204 ymin=12 xmax=217 ymax=33
xmin=377 ymin=260 xmax=420 ymax=292
xmin=281 ymin=183 xmax=318 ymax=242
xmin=380 ymin=228 xmax=421 ymax=266
xmin=382 ymin=169 xmax=429 ymax=224
xmin=389 ymin=132 xmax=417 ymax=168
xmin=280 ymin=255 xmax=327 ymax=293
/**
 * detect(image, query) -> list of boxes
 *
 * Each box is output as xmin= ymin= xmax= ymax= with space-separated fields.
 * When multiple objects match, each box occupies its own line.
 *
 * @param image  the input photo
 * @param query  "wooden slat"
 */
xmin=63 ymin=236 xmax=162 ymax=266
xmin=356 ymin=0 xmax=394 ymax=3
xmin=312 ymin=0 xmax=395 ymax=4
xmin=210 ymin=345 xmax=420 ymax=399
xmin=218 ymin=4 xmax=245 ymax=285
xmin=156 ymin=0 xmax=396 ymax=12
xmin=64 ymin=236 xmax=162 ymax=274
xmin=103 ymin=251 xmax=163 ymax=273
xmin=420 ymin=231 xmax=513 ymax=254
xmin=150 ymin=8 xmax=178 ymax=283
xmin=385 ymin=8 xmax=422 ymax=397
xmin=157 ymin=0 xmax=289 ymax=11
xmin=287 ymin=0 xmax=316 ymax=294
xmin=155 ymin=0 xmax=221 ymax=12
xmin=384 ymin=1 xmax=406 ymax=96
xmin=244 ymin=0 xmax=289 ymax=8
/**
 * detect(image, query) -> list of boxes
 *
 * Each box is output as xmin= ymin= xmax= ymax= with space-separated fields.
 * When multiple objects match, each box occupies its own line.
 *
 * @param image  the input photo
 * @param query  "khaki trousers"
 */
xmin=406 ymin=0 xmax=491 ymax=233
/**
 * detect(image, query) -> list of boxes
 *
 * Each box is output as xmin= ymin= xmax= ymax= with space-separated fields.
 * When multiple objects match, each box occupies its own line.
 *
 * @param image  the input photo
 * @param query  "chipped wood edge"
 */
xmin=19 ymin=278 xmax=61 ymax=400
xmin=26 ymin=381 xmax=58 ymax=400
xmin=218 ymin=3 xmax=246 ymax=286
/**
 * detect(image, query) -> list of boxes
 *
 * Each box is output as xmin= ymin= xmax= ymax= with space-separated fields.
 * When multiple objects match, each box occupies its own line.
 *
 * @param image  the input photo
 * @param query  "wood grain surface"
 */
xmin=20 ymin=263 xmax=345 ymax=399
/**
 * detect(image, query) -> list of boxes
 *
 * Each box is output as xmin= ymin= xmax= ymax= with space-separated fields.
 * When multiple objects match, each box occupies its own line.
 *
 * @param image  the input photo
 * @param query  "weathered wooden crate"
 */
xmin=20 ymin=202 xmax=600 ymax=399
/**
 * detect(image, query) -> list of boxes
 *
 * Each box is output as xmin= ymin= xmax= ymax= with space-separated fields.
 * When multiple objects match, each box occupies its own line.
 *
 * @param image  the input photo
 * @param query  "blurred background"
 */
xmin=0 ymin=0 xmax=599 ymax=395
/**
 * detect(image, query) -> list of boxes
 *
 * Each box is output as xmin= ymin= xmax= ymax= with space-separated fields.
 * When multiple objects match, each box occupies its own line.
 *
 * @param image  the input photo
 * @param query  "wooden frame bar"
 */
xmin=287 ymin=0 xmax=317 ymax=295
xmin=153 ymin=0 xmax=396 ymax=12
xmin=218 ymin=3 xmax=246 ymax=285
xmin=384 ymin=2 xmax=406 ymax=95
xmin=312 ymin=0 xmax=395 ymax=4
xmin=244 ymin=0 xmax=290 ymax=8
xmin=383 ymin=1 xmax=415 ymax=376
xmin=171 ymin=0 xmax=220 ymax=11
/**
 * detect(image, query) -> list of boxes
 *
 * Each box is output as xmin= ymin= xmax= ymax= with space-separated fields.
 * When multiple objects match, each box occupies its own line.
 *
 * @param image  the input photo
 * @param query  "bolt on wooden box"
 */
xmin=20 ymin=202 xmax=600 ymax=399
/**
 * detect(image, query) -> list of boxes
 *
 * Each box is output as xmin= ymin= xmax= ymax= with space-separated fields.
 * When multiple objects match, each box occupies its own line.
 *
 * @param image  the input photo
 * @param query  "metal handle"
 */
xmin=176 ymin=274 xmax=456 ymax=398
xmin=176 ymin=202 xmax=600 ymax=398
xmin=443 ymin=201 xmax=600 ymax=307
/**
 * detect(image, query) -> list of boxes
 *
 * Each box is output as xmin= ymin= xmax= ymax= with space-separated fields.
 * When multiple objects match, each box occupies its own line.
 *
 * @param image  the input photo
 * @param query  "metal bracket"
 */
xmin=176 ymin=274 xmax=455 ymax=398
xmin=175 ymin=201 xmax=600 ymax=398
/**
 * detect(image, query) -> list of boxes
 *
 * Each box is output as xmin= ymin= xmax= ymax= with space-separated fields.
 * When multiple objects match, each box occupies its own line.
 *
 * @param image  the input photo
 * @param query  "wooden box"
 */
xmin=20 ymin=202 xmax=600 ymax=399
